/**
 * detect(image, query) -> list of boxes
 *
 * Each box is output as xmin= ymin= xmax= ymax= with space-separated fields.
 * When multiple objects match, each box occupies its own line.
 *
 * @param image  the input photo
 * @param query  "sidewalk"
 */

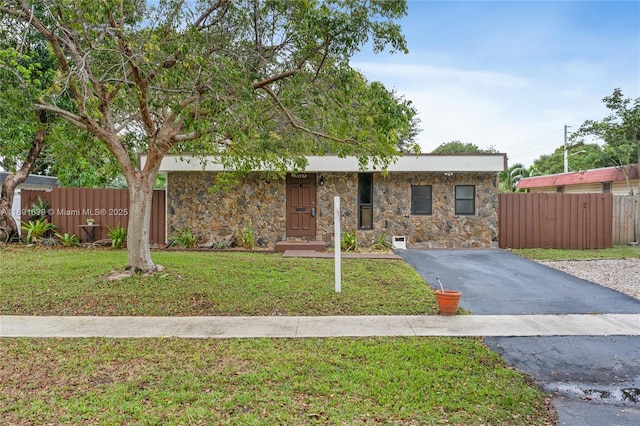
xmin=2 ymin=314 xmax=639 ymax=338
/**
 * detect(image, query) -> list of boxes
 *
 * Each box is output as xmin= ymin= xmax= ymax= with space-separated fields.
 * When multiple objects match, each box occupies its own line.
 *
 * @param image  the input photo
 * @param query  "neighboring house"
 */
xmin=143 ymin=154 xmax=506 ymax=249
xmin=0 ymin=172 xmax=59 ymax=229
xmin=516 ymin=165 xmax=639 ymax=195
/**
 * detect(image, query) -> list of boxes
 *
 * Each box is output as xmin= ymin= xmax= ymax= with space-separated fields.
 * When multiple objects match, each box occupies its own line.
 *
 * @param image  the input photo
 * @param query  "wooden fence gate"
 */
xmin=613 ymin=194 xmax=639 ymax=245
xmin=498 ymin=193 xmax=613 ymax=249
xmin=21 ymin=188 xmax=166 ymax=245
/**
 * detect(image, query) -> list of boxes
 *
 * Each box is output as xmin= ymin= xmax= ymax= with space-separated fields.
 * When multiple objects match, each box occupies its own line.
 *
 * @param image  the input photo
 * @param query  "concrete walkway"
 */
xmin=2 ymin=313 xmax=639 ymax=338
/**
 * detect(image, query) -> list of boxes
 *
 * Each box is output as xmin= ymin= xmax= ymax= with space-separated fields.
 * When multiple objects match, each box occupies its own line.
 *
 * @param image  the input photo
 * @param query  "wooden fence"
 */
xmin=20 ymin=188 xmax=166 ymax=245
xmin=613 ymin=194 xmax=639 ymax=245
xmin=498 ymin=193 xmax=613 ymax=249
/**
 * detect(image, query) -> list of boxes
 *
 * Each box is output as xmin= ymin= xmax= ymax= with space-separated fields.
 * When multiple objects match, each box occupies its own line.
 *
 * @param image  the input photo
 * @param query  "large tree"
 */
xmin=0 ymin=11 xmax=122 ymax=243
xmin=1 ymin=0 xmax=417 ymax=272
xmin=530 ymin=142 xmax=605 ymax=176
xmin=0 ymin=41 xmax=54 ymax=241
xmin=570 ymin=88 xmax=639 ymax=195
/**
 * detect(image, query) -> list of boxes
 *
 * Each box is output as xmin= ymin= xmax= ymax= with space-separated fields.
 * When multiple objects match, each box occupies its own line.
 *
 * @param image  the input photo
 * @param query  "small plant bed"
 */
xmin=1 ymin=337 xmax=556 ymax=425
xmin=1 ymin=246 xmax=436 ymax=316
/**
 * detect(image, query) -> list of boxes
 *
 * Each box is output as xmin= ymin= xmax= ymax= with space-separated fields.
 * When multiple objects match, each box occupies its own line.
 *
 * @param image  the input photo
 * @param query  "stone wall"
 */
xmin=167 ymin=172 xmax=286 ymax=247
xmin=167 ymin=171 xmax=499 ymax=248
xmin=375 ymin=172 xmax=499 ymax=248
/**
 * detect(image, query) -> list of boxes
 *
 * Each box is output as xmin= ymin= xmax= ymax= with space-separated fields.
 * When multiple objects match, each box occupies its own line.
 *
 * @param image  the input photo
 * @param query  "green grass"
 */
xmin=0 ymin=246 xmax=437 ymax=316
xmin=513 ymin=245 xmax=639 ymax=261
xmin=0 ymin=338 xmax=555 ymax=425
xmin=0 ymin=246 xmax=556 ymax=424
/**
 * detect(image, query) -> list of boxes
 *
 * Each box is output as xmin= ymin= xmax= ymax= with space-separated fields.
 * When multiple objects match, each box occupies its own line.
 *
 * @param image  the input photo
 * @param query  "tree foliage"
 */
xmin=431 ymin=140 xmax=497 ymax=154
xmin=570 ymin=88 xmax=639 ymax=193
xmin=531 ymin=142 xmax=606 ymax=176
xmin=498 ymin=163 xmax=542 ymax=193
xmin=1 ymin=0 xmax=417 ymax=272
xmin=0 ymin=15 xmax=120 ymax=188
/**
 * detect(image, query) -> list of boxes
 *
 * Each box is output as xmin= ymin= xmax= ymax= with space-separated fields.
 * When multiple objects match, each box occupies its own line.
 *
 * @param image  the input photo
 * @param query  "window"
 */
xmin=556 ymin=186 xmax=564 ymax=193
xmin=358 ymin=173 xmax=373 ymax=229
xmin=602 ymin=182 xmax=612 ymax=193
xmin=411 ymin=185 xmax=432 ymax=215
xmin=455 ymin=185 xmax=475 ymax=215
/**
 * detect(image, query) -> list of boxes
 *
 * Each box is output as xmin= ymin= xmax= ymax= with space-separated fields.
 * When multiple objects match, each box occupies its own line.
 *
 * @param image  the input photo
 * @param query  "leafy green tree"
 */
xmin=432 ymin=140 xmax=497 ymax=154
xmin=570 ymin=88 xmax=639 ymax=195
xmin=1 ymin=0 xmax=417 ymax=272
xmin=531 ymin=142 xmax=605 ymax=175
xmin=0 ymin=41 xmax=54 ymax=240
xmin=0 ymin=10 xmax=122 ymax=241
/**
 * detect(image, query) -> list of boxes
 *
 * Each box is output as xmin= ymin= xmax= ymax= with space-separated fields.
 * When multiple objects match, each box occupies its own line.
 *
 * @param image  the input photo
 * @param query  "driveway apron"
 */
xmin=397 ymin=249 xmax=640 ymax=426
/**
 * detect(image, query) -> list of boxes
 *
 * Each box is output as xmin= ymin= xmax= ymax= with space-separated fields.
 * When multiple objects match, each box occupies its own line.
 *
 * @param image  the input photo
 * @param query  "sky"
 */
xmin=351 ymin=0 xmax=640 ymax=168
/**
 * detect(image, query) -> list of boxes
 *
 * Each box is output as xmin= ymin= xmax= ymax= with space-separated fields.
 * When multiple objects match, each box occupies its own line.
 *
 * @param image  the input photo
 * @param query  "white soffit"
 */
xmin=144 ymin=154 xmax=506 ymax=173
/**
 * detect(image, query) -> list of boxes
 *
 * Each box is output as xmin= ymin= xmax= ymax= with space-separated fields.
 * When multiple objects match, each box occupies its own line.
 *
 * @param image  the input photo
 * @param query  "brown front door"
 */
xmin=286 ymin=173 xmax=316 ymax=237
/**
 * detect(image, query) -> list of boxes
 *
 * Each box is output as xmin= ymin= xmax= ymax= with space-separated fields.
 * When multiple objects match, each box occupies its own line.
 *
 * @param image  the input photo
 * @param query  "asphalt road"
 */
xmin=397 ymin=249 xmax=640 ymax=426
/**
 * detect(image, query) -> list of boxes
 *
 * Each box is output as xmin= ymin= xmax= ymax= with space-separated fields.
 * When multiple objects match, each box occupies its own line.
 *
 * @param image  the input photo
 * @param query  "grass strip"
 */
xmin=513 ymin=245 xmax=639 ymax=261
xmin=0 ymin=337 xmax=555 ymax=425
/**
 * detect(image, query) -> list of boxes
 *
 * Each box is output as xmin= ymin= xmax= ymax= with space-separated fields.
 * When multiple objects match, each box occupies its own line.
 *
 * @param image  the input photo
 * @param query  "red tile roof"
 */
xmin=516 ymin=165 xmax=639 ymax=189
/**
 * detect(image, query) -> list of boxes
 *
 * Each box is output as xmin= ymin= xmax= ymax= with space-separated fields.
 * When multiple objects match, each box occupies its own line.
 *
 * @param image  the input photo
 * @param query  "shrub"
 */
xmin=106 ymin=223 xmax=127 ymax=249
xmin=341 ymin=230 xmax=359 ymax=252
xmin=26 ymin=197 xmax=50 ymax=221
xmin=214 ymin=240 xmax=229 ymax=249
xmin=175 ymin=228 xmax=198 ymax=248
xmin=40 ymin=236 xmax=59 ymax=247
xmin=236 ymin=220 xmax=255 ymax=249
xmin=21 ymin=219 xmax=57 ymax=244
xmin=372 ymin=232 xmax=391 ymax=251
xmin=55 ymin=232 xmax=81 ymax=247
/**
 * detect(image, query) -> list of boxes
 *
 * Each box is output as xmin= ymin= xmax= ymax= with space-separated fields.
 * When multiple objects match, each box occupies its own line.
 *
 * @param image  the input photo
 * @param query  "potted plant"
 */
xmin=435 ymin=278 xmax=461 ymax=316
xmin=86 ymin=218 xmax=95 ymax=225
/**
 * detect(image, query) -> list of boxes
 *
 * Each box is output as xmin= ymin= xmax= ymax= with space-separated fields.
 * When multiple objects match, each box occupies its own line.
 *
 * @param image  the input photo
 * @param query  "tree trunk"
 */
xmin=124 ymin=160 xmax=163 ymax=273
xmin=0 ymin=126 xmax=47 ymax=242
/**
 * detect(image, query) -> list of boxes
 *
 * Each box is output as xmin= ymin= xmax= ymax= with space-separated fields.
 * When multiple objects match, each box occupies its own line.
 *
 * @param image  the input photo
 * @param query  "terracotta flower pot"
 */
xmin=435 ymin=289 xmax=461 ymax=316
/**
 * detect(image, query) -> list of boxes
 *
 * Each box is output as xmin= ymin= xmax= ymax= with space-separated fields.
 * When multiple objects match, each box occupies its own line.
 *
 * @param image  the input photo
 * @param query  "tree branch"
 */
xmin=252 ymin=70 xmax=298 ymax=89
xmin=194 ymin=0 xmax=231 ymax=29
xmin=260 ymin=86 xmax=358 ymax=145
xmin=33 ymin=102 xmax=88 ymax=130
xmin=102 ymin=6 xmax=156 ymax=136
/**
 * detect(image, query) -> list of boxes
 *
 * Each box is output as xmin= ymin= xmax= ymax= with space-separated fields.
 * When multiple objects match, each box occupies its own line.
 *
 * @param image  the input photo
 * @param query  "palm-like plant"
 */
xmin=21 ymin=219 xmax=57 ymax=244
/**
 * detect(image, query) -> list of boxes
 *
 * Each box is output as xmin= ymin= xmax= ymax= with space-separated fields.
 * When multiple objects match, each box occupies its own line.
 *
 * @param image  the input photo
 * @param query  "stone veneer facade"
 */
xmin=167 ymin=171 xmax=499 ymax=248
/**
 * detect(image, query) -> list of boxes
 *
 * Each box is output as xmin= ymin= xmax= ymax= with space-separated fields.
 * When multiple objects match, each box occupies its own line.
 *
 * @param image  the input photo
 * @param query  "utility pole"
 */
xmin=563 ymin=125 xmax=571 ymax=173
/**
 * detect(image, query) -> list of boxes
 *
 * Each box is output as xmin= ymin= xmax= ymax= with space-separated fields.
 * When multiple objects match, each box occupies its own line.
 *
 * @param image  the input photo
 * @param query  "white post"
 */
xmin=334 ymin=196 xmax=341 ymax=293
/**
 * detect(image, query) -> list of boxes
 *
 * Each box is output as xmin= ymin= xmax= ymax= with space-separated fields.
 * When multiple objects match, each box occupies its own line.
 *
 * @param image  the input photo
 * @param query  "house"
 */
xmin=0 ymin=172 xmax=58 ymax=229
xmin=516 ymin=165 xmax=639 ymax=195
xmin=142 ymin=153 xmax=507 ymax=249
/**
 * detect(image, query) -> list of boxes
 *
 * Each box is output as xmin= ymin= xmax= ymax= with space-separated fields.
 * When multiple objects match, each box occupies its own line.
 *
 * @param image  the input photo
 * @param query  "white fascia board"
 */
xmin=143 ymin=154 xmax=507 ymax=173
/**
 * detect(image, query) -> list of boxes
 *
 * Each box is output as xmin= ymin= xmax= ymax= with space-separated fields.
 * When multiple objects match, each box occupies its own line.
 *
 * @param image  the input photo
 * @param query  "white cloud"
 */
xmin=353 ymin=62 xmax=530 ymax=90
xmin=349 ymin=1 xmax=640 ymax=168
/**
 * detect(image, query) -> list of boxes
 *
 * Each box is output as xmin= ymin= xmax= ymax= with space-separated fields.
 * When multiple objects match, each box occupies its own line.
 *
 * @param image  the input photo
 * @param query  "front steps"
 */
xmin=274 ymin=240 xmax=327 ymax=253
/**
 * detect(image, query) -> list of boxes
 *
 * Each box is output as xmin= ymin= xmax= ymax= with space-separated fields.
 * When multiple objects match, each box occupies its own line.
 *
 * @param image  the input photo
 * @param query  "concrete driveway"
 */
xmin=397 ymin=249 xmax=640 ymax=426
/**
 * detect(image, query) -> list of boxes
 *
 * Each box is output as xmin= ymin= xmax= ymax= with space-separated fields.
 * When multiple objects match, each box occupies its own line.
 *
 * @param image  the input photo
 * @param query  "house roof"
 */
xmin=144 ymin=154 xmax=507 ymax=173
xmin=0 ymin=171 xmax=59 ymax=188
xmin=516 ymin=165 xmax=639 ymax=189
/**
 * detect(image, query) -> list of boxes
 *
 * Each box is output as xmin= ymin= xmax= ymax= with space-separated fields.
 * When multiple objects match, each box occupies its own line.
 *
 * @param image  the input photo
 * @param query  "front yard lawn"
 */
xmin=0 ymin=247 xmax=436 ymax=316
xmin=0 ymin=246 xmax=556 ymax=425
